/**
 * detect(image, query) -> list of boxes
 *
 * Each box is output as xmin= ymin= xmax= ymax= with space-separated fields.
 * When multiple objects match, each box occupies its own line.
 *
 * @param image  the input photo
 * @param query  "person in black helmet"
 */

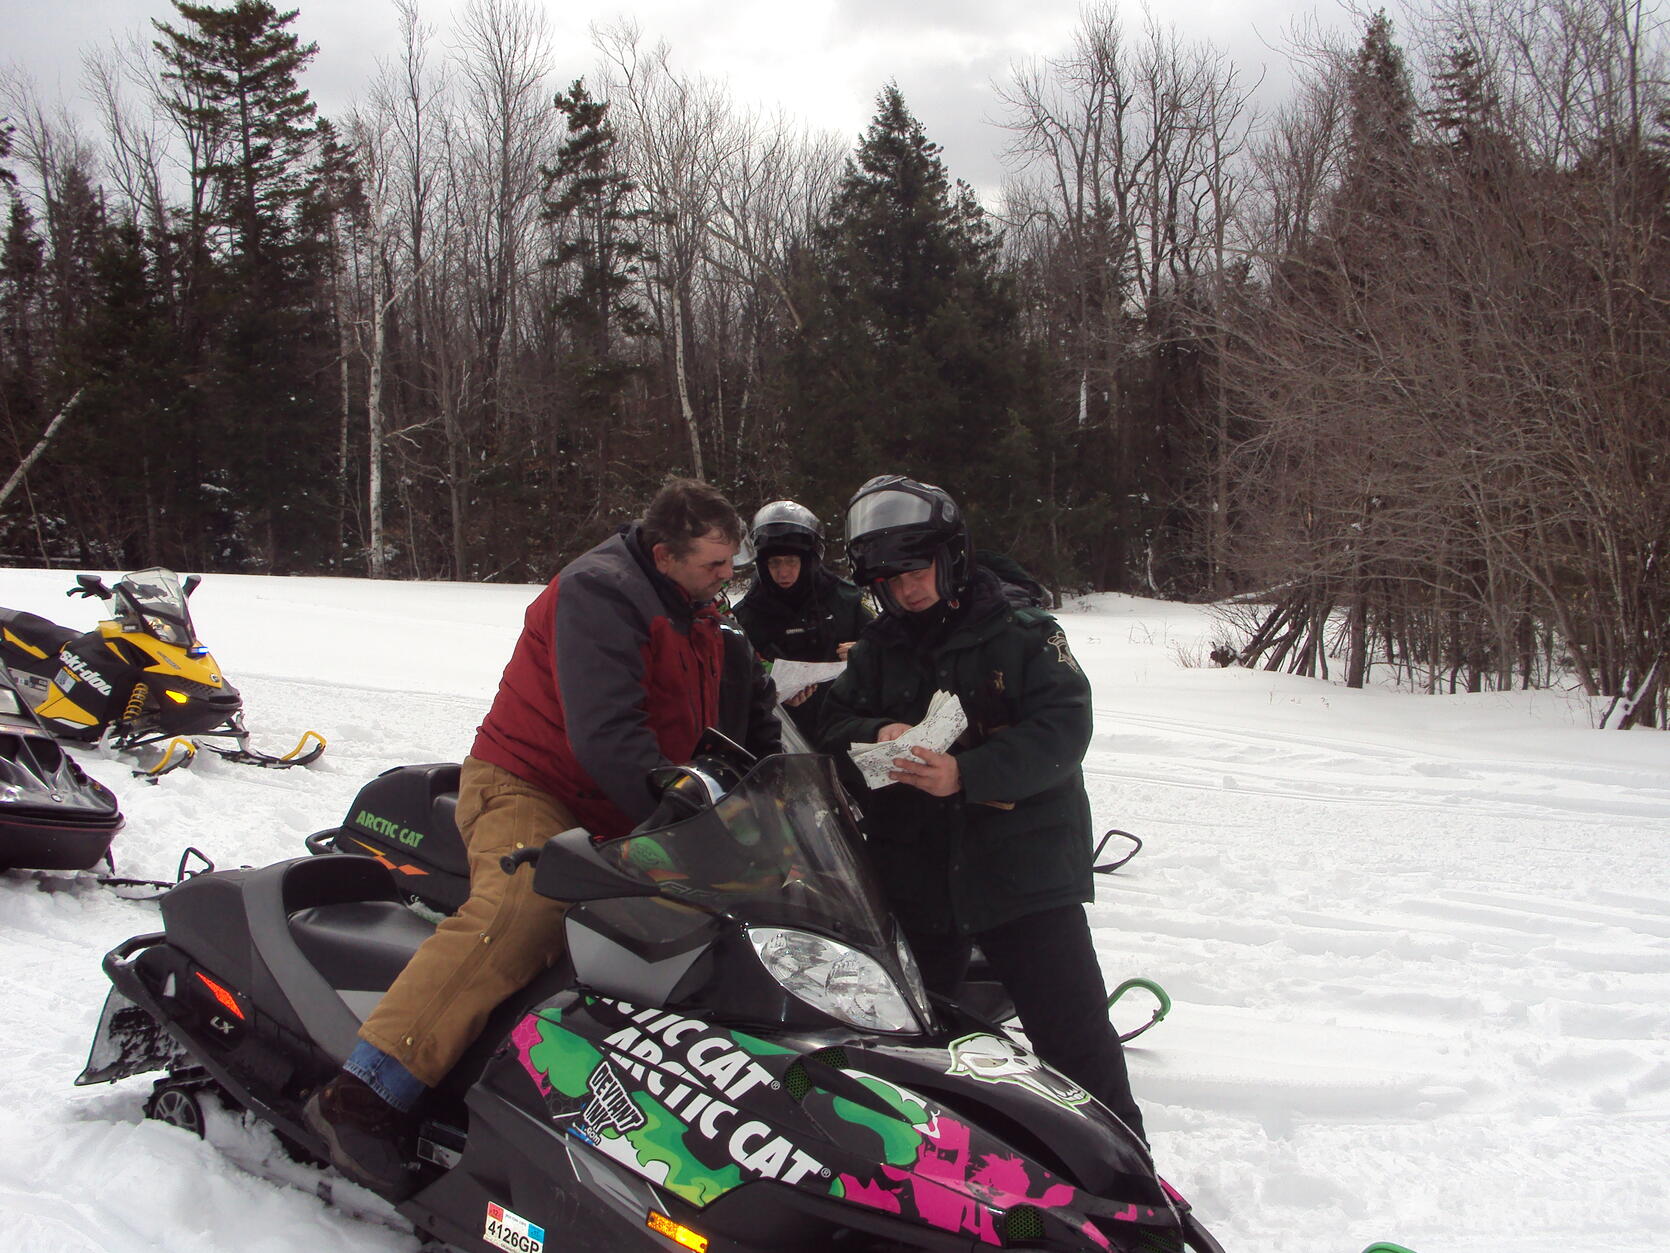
xmin=732 ymin=500 xmax=872 ymax=733
xmin=818 ymin=474 xmax=1147 ymax=1142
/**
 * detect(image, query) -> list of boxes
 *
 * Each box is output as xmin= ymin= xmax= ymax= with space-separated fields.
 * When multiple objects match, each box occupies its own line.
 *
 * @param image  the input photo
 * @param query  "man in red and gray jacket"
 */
xmin=305 ymin=478 xmax=781 ymax=1195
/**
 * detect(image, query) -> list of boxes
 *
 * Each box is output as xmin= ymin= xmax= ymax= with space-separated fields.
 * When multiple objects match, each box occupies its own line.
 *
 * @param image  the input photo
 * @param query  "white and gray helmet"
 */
xmin=751 ymin=500 xmax=824 ymax=562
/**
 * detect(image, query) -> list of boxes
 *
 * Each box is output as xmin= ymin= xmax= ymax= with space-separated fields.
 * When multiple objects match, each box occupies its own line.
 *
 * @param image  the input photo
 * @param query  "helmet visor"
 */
xmin=753 ymin=522 xmax=819 ymax=552
xmin=851 ymin=530 xmax=941 ymax=581
xmin=846 ymin=488 xmax=935 ymax=540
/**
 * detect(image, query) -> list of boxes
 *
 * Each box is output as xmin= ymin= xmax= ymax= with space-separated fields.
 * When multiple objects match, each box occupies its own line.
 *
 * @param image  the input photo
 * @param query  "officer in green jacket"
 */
xmin=733 ymin=500 xmax=872 ymax=735
xmin=819 ymin=474 xmax=1146 ymax=1141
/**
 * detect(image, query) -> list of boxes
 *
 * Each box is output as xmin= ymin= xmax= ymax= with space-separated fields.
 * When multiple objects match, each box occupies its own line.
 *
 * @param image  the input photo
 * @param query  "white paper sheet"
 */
xmin=769 ymin=658 xmax=847 ymax=695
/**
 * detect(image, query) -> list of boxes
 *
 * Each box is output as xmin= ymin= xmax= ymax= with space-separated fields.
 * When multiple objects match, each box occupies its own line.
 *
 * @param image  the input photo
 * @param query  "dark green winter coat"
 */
xmin=732 ymin=566 xmax=871 ymax=663
xmin=817 ymin=566 xmax=1095 ymax=936
xmin=735 ymin=565 xmax=872 ymax=734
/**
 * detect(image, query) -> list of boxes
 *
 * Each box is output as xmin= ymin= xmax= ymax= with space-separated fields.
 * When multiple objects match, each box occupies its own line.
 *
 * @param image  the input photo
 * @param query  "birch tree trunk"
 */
xmin=672 ymin=289 xmax=704 ymax=479
xmin=0 ymin=391 xmax=84 ymax=513
xmin=367 ymin=262 xmax=388 ymax=578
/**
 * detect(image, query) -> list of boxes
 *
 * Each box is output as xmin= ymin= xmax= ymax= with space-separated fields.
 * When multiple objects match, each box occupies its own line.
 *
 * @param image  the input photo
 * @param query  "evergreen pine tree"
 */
xmin=152 ymin=0 xmax=332 ymax=569
xmin=787 ymin=86 xmax=1027 ymax=534
xmin=0 ymin=119 xmax=16 ymax=192
xmin=1337 ymin=11 xmax=1418 ymax=233
xmin=544 ymin=82 xmax=655 ymax=377
xmin=538 ymin=80 xmax=658 ymax=558
xmin=42 ymin=164 xmax=107 ymax=376
xmin=0 ymin=199 xmax=48 ymax=557
xmin=154 ymin=0 xmax=321 ymax=267
xmin=1 ymin=200 xmax=45 ymax=430
xmin=64 ymin=224 xmax=185 ymax=565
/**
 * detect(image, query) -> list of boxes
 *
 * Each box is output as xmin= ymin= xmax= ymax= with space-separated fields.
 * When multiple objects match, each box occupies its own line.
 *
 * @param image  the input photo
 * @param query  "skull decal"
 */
xmin=945 ymin=1034 xmax=1090 ymax=1109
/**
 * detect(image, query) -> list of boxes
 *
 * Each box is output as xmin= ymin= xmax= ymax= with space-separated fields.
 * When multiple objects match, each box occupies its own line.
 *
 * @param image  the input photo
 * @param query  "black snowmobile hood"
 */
xmin=495 ymin=993 xmax=1180 ymax=1251
xmin=0 ymin=663 xmax=122 ymax=869
xmin=0 ymin=735 xmax=123 ymax=826
xmin=1 ymin=665 xmax=118 ymax=821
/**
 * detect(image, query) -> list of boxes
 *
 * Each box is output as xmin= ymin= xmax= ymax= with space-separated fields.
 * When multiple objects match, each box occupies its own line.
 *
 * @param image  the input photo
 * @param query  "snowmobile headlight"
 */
xmin=749 ymin=927 xmax=917 ymax=1033
xmin=164 ymin=689 xmax=191 ymax=704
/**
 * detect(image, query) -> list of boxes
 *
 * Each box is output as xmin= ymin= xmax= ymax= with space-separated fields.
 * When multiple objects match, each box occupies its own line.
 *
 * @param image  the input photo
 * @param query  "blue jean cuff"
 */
xmin=344 ymin=1040 xmax=426 ymax=1112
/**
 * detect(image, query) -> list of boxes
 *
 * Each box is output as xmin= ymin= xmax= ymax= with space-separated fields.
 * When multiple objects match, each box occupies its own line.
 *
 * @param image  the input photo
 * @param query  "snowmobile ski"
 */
xmin=94 ymin=845 xmax=215 ymax=900
xmin=199 ymin=726 xmax=327 ymax=770
xmin=101 ymin=725 xmax=199 ymax=779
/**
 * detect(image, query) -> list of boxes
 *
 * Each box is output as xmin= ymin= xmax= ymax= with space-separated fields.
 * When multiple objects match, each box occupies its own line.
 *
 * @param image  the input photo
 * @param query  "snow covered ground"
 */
xmin=2 ymin=568 xmax=1666 ymax=1253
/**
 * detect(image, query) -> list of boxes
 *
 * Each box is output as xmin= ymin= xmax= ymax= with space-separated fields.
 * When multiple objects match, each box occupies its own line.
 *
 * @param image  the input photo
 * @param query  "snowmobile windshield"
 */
xmin=115 ymin=569 xmax=195 ymax=648
xmin=597 ymin=754 xmax=894 ymax=951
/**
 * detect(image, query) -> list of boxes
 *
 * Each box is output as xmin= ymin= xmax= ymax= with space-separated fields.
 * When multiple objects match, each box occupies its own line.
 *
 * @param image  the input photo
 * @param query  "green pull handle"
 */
xmin=1108 ymin=977 xmax=1171 ymax=1043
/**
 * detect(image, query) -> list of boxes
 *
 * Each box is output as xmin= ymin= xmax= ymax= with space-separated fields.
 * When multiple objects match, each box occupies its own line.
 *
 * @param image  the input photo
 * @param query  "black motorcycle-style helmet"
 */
xmin=845 ymin=475 xmax=973 ymax=614
xmin=750 ymin=500 xmax=823 ymax=564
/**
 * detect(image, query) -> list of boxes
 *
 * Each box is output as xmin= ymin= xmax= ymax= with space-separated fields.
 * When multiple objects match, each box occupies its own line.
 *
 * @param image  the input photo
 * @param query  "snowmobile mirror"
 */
xmin=522 ymin=825 xmax=662 ymax=904
xmin=183 ymin=574 xmax=201 ymax=598
xmin=71 ymin=574 xmax=111 ymax=600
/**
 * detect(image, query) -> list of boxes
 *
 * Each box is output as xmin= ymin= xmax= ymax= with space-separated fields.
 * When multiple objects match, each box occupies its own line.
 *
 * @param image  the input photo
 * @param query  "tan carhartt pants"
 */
xmin=358 ymin=756 xmax=572 ymax=1087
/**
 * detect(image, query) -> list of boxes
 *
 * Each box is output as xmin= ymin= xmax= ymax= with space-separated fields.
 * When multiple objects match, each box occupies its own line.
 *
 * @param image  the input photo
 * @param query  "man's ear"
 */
xmin=651 ymin=542 xmax=673 ymax=572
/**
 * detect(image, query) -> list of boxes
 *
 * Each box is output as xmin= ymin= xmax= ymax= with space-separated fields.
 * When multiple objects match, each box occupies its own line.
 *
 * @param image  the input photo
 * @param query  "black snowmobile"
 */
xmin=304 ymin=759 xmax=1166 ymax=1039
xmin=305 ymin=761 xmax=472 ymax=916
xmin=0 ymin=568 xmax=326 ymax=776
xmin=79 ymin=747 xmax=1220 ymax=1252
xmin=0 ymin=658 xmax=123 ymax=873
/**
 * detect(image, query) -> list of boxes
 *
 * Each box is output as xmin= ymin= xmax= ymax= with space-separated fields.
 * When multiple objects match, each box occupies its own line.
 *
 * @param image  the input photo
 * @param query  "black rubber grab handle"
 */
xmin=500 ymin=847 xmax=540 ymax=876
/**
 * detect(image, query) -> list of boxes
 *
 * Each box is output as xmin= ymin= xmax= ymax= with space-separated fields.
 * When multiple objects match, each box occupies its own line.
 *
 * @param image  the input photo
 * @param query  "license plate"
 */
xmin=483 ymin=1201 xmax=545 ymax=1253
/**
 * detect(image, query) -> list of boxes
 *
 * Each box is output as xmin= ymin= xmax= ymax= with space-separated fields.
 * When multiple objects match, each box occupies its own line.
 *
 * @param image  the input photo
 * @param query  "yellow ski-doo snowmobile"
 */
xmin=0 ymin=568 xmax=325 ymax=777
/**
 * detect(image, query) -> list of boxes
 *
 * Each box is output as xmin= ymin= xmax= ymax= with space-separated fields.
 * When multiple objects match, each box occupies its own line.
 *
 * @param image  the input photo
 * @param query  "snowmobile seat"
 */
xmin=288 ymin=899 xmax=436 ymax=1011
xmin=434 ymin=791 xmax=458 ymax=837
xmin=0 ymin=607 xmax=76 ymax=662
xmin=160 ymin=855 xmax=408 ymax=1063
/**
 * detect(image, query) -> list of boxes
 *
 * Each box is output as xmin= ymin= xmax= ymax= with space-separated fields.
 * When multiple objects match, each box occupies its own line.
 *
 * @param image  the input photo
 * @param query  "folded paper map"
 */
xmin=846 ymin=690 xmax=968 ymax=789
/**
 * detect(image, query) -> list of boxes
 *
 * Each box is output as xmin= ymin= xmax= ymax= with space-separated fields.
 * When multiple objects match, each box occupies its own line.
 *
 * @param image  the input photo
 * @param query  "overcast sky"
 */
xmin=4 ymin=0 xmax=1362 ymax=197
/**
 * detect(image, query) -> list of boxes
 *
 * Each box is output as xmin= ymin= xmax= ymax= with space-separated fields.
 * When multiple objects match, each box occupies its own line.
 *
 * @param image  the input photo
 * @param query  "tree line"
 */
xmin=2 ymin=0 xmax=1665 ymax=724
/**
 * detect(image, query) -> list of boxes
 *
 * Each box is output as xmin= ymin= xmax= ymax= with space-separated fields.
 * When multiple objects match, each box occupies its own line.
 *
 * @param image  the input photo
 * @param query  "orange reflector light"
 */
xmin=195 ymin=971 xmax=246 ymax=1019
xmin=165 ymin=689 xmax=190 ymax=704
xmin=646 ymin=1212 xmax=708 ymax=1252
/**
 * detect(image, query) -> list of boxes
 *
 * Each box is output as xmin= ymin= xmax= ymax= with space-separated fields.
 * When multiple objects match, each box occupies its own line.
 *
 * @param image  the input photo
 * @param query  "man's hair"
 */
xmin=641 ymin=477 xmax=744 ymax=557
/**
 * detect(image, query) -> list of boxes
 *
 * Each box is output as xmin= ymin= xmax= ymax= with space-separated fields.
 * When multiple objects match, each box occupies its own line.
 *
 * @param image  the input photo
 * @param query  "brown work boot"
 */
xmin=302 ymin=1071 xmax=419 ymax=1199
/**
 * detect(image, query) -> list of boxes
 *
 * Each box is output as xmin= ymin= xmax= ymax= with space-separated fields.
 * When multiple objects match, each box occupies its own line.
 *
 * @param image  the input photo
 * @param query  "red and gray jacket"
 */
xmin=472 ymin=525 xmax=780 ymax=839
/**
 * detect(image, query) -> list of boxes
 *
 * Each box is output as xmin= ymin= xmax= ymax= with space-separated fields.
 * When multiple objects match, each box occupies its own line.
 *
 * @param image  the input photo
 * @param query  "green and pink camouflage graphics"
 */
xmin=510 ymin=998 xmax=1166 ymax=1249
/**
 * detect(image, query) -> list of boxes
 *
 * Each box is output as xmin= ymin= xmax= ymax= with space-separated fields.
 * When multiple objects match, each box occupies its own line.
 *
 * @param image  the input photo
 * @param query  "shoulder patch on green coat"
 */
xmin=1043 ymin=628 xmax=1083 ymax=675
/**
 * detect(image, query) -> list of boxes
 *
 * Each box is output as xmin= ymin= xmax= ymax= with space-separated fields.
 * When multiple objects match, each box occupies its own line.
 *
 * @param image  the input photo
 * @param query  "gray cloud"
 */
xmin=6 ymin=0 xmax=1355 ymax=208
xmin=830 ymin=0 xmax=1021 ymax=35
